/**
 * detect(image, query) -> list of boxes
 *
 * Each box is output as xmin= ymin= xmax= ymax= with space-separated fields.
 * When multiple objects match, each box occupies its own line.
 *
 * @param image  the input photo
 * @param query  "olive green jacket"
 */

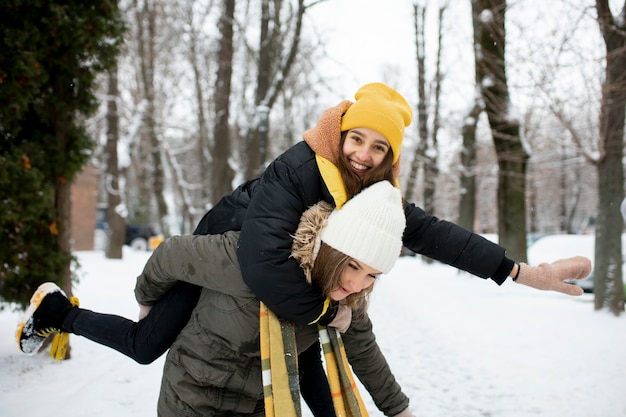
xmin=135 ymin=230 xmax=409 ymax=416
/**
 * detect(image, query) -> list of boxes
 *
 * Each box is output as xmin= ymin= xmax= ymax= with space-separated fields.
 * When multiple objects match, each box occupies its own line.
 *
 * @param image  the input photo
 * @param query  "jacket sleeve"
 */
xmin=135 ymin=232 xmax=244 ymax=305
xmin=342 ymin=313 xmax=410 ymax=417
xmin=403 ymin=200 xmax=514 ymax=285
xmin=237 ymin=157 xmax=327 ymax=325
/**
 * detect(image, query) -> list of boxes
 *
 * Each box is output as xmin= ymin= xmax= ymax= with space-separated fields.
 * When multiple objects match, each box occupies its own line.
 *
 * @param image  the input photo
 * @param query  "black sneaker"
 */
xmin=16 ymin=282 xmax=75 ymax=355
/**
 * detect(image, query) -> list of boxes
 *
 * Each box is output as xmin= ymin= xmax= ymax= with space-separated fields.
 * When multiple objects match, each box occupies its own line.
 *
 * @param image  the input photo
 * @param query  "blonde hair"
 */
xmin=310 ymin=242 xmax=373 ymax=316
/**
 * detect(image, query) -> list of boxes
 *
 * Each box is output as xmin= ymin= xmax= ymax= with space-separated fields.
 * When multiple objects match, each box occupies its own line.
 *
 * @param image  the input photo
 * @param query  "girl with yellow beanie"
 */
xmin=17 ymin=82 xmax=590 ymax=417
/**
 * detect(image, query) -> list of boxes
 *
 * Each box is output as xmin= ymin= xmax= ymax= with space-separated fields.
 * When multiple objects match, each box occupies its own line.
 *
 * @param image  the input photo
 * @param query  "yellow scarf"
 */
xmin=260 ymin=302 xmax=368 ymax=417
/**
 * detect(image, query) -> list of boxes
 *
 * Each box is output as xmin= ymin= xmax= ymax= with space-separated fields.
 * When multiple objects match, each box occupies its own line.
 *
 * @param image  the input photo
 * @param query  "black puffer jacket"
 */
xmin=195 ymin=141 xmax=513 ymax=326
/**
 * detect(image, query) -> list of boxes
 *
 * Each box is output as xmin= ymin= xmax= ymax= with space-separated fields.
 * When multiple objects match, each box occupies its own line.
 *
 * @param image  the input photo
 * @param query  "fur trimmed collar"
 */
xmin=290 ymin=201 xmax=334 ymax=284
xmin=302 ymin=100 xmax=352 ymax=165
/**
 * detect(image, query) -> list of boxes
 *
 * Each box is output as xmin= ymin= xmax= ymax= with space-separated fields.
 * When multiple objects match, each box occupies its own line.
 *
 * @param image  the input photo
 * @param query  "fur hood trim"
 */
xmin=302 ymin=100 xmax=352 ymax=164
xmin=290 ymin=201 xmax=334 ymax=284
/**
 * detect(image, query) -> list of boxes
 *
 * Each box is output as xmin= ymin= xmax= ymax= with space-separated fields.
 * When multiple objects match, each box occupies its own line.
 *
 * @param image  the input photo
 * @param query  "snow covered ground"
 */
xmin=1 ymin=235 xmax=625 ymax=417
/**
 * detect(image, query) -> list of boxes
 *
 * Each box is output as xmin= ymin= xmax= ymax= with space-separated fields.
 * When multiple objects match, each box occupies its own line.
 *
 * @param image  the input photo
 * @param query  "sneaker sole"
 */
xmin=15 ymin=282 xmax=66 ymax=355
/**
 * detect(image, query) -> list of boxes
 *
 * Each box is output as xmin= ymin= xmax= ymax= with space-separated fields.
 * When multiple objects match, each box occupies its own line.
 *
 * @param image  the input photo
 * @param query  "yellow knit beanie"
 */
xmin=340 ymin=83 xmax=412 ymax=164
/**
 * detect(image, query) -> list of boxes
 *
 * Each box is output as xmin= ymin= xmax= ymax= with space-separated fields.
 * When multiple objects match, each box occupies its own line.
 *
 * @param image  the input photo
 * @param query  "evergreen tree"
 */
xmin=0 ymin=0 xmax=125 ymax=307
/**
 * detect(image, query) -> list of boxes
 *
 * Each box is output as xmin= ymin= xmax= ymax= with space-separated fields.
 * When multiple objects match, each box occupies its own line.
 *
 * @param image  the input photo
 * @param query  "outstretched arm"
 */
xmin=402 ymin=201 xmax=591 ymax=295
xmin=403 ymin=201 xmax=511 ymax=282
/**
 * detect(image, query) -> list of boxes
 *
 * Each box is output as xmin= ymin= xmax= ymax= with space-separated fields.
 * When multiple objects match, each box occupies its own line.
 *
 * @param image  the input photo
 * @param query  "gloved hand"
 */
xmin=328 ymin=304 xmax=352 ymax=333
xmin=514 ymin=256 xmax=591 ymax=296
xmin=138 ymin=304 xmax=152 ymax=320
xmin=394 ymin=407 xmax=416 ymax=417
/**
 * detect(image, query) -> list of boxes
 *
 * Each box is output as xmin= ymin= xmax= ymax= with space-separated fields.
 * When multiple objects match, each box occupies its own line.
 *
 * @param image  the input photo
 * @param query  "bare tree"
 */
xmin=458 ymin=102 xmax=482 ymax=230
xmin=513 ymin=3 xmax=600 ymax=237
xmin=135 ymin=0 xmax=170 ymax=235
xmin=175 ymin=0 xmax=216 ymax=225
xmin=211 ymin=0 xmax=236 ymax=204
xmin=104 ymin=64 xmax=125 ymax=259
xmin=472 ymin=0 xmax=528 ymax=262
xmin=405 ymin=4 xmax=427 ymax=203
xmin=458 ymin=2 xmax=486 ymax=231
xmin=187 ymin=2 xmax=214 ymax=192
xmin=244 ymin=0 xmax=308 ymax=179
xmin=593 ymin=0 xmax=626 ymax=314
xmin=96 ymin=0 xmax=324 ymax=235
xmin=426 ymin=5 xmax=444 ymax=215
xmin=405 ymin=4 xmax=444 ymax=217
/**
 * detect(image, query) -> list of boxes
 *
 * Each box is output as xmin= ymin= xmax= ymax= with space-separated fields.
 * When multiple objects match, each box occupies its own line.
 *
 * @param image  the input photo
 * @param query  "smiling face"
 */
xmin=342 ymin=128 xmax=391 ymax=176
xmin=327 ymin=259 xmax=381 ymax=302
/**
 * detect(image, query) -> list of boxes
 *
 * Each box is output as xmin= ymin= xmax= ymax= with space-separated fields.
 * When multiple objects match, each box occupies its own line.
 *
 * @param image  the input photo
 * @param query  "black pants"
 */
xmin=63 ymin=281 xmax=336 ymax=416
xmin=299 ymin=339 xmax=336 ymax=416
xmin=63 ymin=281 xmax=201 ymax=364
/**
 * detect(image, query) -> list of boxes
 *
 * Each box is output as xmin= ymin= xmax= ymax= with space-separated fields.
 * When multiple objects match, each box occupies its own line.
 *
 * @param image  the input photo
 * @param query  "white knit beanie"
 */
xmin=320 ymin=181 xmax=406 ymax=273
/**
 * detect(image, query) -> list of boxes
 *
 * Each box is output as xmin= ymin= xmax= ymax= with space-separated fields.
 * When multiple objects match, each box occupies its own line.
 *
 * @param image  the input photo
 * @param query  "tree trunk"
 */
xmin=424 ymin=6 xmax=445 ymax=216
xmin=593 ymin=0 xmax=626 ymax=314
xmin=473 ymin=0 xmax=528 ymax=262
xmin=564 ymin=162 xmax=582 ymax=234
xmin=144 ymin=3 xmax=168 ymax=236
xmin=51 ymin=74 xmax=74 ymax=305
xmin=458 ymin=103 xmax=482 ymax=230
xmin=211 ymin=0 xmax=236 ymax=204
xmin=54 ymin=84 xmax=73 ymax=357
xmin=459 ymin=3 xmax=485 ymax=232
xmin=179 ymin=1 xmax=213 ymax=228
xmin=133 ymin=0 xmax=158 ymax=230
xmin=55 ymin=181 xmax=73 ymax=292
xmin=245 ymin=0 xmax=306 ymax=179
xmin=405 ymin=4 xmax=427 ymax=203
xmin=189 ymin=10 xmax=210 ymax=201
xmin=105 ymin=65 xmax=125 ymax=259
xmin=55 ymin=178 xmax=73 ymax=359
xmin=245 ymin=0 xmax=272 ymax=179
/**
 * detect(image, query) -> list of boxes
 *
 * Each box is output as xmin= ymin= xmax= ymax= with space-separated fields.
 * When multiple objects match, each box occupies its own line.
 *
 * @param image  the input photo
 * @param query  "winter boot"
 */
xmin=16 ymin=282 xmax=79 ymax=355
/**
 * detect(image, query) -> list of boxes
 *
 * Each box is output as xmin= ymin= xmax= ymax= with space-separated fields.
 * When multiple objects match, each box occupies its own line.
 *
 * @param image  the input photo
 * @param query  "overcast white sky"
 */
xmin=305 ymin=0 xmax=495 ymax=128
xmin=306 ymin=0 xmax=424 ymax=99
xmin=304 ymin=0 xmax=608 ymax=106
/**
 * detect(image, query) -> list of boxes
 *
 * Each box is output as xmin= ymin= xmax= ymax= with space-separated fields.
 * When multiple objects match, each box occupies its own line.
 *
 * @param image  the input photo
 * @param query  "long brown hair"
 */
xmin=337 ymin=131 xmax=396 ymax=200
xmin=310 ymin=242 xmax=373 ymax=315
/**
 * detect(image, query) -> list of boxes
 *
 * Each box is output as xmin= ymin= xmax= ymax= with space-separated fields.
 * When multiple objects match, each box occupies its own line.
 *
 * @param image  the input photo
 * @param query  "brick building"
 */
xmin=70 ymin=164 xmax=98 ymax=251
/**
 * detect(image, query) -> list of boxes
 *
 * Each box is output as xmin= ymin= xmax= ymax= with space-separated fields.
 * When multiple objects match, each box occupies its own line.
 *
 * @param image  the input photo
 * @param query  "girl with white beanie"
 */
xmin=18 ymin=181 xmax=415 ymax=416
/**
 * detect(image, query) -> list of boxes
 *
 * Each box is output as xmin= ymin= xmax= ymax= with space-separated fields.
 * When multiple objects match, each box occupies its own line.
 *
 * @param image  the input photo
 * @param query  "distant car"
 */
xmin=96 ymin=207 xmax=158 ymax=251
xmin=527 ymin=233 xmax=549 ymax=247
xmin=528 ymin=234 xmax=626 ymax=297
xmin=568 ymin=274 xmax=594 ymax=293
xmin=567 ymin=270 xmax=626 ymax=297
xmin=124 ymin=224 xmax=158 ymax=251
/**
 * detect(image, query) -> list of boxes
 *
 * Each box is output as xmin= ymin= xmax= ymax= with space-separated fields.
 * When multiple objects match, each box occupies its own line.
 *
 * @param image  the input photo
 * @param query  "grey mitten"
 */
xmin=328 ymin=304 xmax=352 ymax=333
xmin=514 ymin=256 xmax=592 ymax=296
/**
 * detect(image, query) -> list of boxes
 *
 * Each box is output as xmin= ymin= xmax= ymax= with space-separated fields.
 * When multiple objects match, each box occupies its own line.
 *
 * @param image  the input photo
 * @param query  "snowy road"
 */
xmin=2 ymin=250 xmax=625 ymax=417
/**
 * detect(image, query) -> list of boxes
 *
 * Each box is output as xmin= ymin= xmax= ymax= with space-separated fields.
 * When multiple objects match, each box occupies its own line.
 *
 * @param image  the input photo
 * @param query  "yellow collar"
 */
xmin=315 ymin=154 xmax=348 ymax=209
